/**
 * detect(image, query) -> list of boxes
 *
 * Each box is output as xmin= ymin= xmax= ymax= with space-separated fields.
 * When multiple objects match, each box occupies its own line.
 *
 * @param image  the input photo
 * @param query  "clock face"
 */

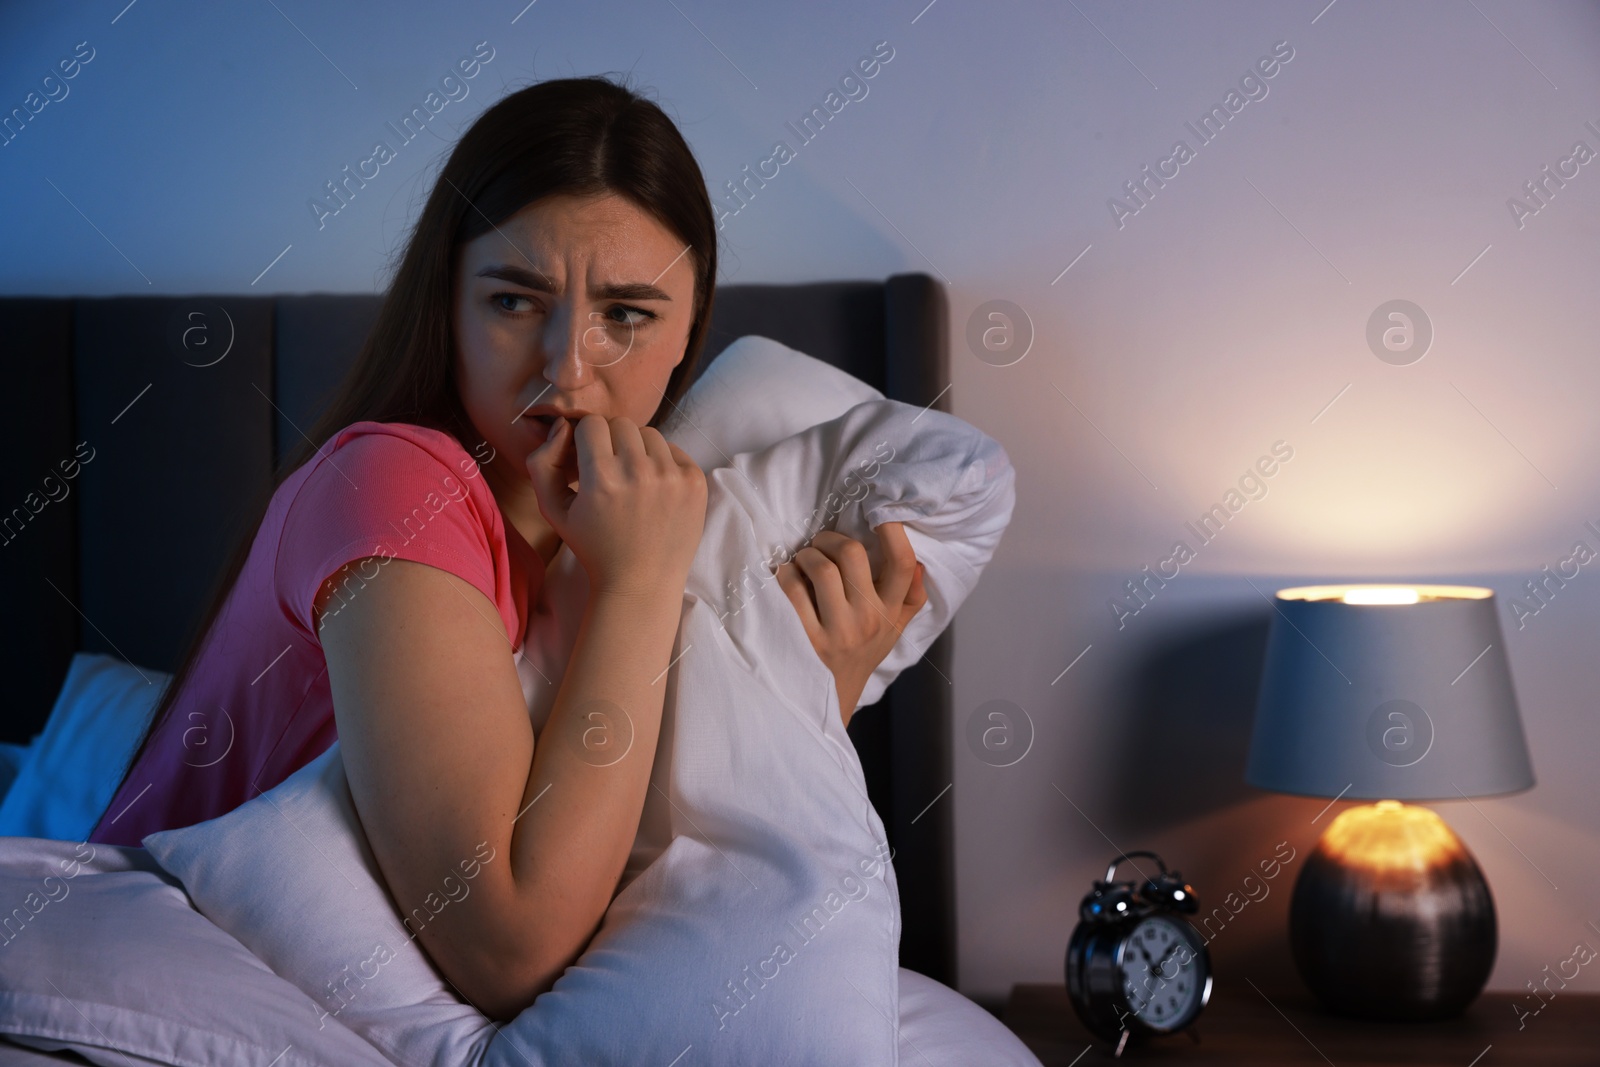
xmin=1120 ymin=915 xmax=1206 ymax=1031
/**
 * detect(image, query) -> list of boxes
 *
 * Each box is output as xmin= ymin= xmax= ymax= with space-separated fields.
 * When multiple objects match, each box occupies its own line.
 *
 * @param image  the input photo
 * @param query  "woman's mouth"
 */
xmin=523 ymin=406 xmax=594 ymax=430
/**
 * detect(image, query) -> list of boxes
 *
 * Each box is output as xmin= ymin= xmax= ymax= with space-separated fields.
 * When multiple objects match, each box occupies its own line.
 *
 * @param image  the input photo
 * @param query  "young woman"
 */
xmin=88 ymin=76 xmax=925 ymax=1021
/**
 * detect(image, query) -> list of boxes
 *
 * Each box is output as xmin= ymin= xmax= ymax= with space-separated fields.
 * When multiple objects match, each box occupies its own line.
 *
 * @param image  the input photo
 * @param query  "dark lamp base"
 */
xmin=1289 ymin=801 xmax=1496 ymax=1022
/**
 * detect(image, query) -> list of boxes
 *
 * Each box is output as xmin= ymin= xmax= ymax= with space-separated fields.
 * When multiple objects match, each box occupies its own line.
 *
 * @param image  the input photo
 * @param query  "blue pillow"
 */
xmin=0 ymin=652 xmax=170 ymax=841
xmin=0 ymin=742 xmax=28 ymax=802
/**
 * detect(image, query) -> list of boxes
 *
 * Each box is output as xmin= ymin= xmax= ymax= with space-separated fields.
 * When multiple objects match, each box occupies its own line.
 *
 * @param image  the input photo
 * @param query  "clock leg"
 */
xmin=1184 ymin=1025 xmax=1201 ymax=1045
xmin=1114 ymin=1029 xmax=1131 ymax=1058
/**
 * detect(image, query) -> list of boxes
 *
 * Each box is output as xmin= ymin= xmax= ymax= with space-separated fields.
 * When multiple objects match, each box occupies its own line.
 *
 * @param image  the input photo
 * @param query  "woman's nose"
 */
xmin=538 ymin=301 xmax=590 ymax=391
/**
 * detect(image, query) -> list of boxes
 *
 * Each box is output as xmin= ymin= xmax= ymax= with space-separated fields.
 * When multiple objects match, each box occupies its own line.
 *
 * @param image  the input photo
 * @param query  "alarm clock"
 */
xmin=1066 ymin=850 xmax=1212 ymax=1057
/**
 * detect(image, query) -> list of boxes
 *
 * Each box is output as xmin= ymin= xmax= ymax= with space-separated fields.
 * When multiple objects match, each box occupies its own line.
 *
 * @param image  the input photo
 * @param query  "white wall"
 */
xmin=5 ymin=0 xmax=1598 ymax=1006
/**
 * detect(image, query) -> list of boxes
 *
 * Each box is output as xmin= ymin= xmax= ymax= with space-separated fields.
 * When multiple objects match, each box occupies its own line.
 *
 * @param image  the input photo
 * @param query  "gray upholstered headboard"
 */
xmin=0 ymin=271 xmax=955 ymax=982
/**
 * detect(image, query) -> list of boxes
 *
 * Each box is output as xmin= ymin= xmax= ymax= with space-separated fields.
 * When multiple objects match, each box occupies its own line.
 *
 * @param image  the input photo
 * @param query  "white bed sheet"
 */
xmin=0 ymin=1039 xmax=106 ymax=1066
xmin=0 ymin=831 xmax=1041 ymax=1067
xmin=0 ymin=837 xmax=394 ymax=1067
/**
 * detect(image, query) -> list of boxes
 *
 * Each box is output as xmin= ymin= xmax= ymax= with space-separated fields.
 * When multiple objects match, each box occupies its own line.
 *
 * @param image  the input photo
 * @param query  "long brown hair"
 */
xmin=110 ymin=74 xmax=718 ymax=796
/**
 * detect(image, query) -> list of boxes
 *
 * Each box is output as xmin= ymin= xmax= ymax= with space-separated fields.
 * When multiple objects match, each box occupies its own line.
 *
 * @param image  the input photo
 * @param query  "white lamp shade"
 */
xmin=1246 ymin=585 xmax=1535 ymax=800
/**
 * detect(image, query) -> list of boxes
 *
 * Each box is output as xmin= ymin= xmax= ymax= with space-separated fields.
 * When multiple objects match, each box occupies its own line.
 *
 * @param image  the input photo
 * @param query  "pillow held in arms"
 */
xmin=145 ymin=336 xmax=1015 ymax=1066
xmin=662 ymin=334 xmax=989 ymax=708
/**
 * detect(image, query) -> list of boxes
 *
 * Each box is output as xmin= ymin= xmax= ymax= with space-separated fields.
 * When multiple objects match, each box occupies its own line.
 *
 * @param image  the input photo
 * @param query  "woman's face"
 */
xmin=452 ymin=191 xmax=698 ymax=486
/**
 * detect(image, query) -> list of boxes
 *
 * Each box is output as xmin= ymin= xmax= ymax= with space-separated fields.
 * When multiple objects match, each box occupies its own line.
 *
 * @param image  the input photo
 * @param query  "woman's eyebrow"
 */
xmin=475 ymin=264 xmax=673 ymax=302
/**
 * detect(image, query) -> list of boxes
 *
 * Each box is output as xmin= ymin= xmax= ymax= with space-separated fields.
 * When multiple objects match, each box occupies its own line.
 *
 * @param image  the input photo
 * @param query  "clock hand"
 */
xmin=1152 ymin=942 xmax=1181 ymax=978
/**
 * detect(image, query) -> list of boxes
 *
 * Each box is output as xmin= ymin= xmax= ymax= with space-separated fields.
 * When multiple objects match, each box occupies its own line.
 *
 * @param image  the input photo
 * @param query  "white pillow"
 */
xmin=896 ymin=968 xmax=1043 ymax=1066
xmin=661 ymin=334 xmax=884 ymax=470
xmin=0 ymin=652 xmax=170 ymax=841
xmin=0 ymin=835 xmax=391 ymax=1067
xmin=482 ymin=398 xmax=1012 ymax=1066
xmin=145 ymin=338 xmax=1015 ymax=1066
xmin=143 ymin=744 xmax=496 ymax=1067
xmin=661 ymin=334 xmax=997 ymax=708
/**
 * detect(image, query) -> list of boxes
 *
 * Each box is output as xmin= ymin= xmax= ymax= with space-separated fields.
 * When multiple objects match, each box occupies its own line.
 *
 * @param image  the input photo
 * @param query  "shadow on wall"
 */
xmin=1108 ymin=612 xmax=1272 ymax=838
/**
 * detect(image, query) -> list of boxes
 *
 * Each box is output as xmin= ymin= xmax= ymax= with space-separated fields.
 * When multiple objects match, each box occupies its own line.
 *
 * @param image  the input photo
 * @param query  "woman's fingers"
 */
xmin=791 ymin=545 xmax=852 ymax=629
xmin=808 ymin=531 xmax=875 ymax=607
xmin=872 ymin=522 xmax=918 ymax=611
xmin=606 ymin=414 xmax=649 ymax=465
xmin=777 ymin=527 xmax=925 ymax=724
xmin=569 ymin=412 xmax=614 ymax=455
xmin=569 ymin=413 xmax=615 ymax=485
xmin=639 ymin=425 xmax=676 ymax=468
xmin=526 ymin=418 xmax=578 ymax=525
xmin=801 ymin=527 xmax=923 ymax=632
xmin=569 ymin=415 xmax=668 ymax=493
xmin=775 ymin=561 xmax=821 ymax=633
xmin=898 ymin=562 xmax=928 ymax=627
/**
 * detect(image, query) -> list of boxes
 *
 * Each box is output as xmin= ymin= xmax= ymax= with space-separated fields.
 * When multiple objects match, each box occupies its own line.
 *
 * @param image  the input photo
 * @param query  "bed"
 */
xmin=0 ymin=274 xmax=1040 ymax=1064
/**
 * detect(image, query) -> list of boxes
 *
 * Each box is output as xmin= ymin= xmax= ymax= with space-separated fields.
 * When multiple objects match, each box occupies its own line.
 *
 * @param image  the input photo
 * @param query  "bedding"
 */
xmin=0 ymin=336 xmax=1030 ymax=1066
xmin=0 ymin=653 xmax=170 ymax=841
xmin=0 ymin=838 xmax=1037 ymax=1067
xmin=896 ymin=968 xmax=1042 ymax=1066
xmin=0 ymin=745 xmax=26 ymax=806
xmin=0 ymin=836 xmax=391 ymax=1067
xmin=665 ymin=333 xmax=884 ymax=470
xmin=659 ymin=334 xmax=975 ymax=709
xmin=0 ymin=1041 xmax=104 ymax=1064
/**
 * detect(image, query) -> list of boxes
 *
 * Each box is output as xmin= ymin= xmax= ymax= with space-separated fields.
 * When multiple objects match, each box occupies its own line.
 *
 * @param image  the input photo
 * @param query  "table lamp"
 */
xmin=1246 ymin=583 xmax=1535 ymax=1021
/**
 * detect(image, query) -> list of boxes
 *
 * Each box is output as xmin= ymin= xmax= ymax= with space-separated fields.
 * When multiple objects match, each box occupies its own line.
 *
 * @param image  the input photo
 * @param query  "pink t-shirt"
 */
xmin=90 ymin=420 xmax=544 ymax=847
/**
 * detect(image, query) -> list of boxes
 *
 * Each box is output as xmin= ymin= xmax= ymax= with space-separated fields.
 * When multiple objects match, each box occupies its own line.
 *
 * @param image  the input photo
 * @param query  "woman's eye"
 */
xmin=491 ymin=294 xmax=653 ymax=327
xmin=492 ymin=292 xmax=534 ymax=314
xmin=605 ymin=304 xmax=656 ymax=328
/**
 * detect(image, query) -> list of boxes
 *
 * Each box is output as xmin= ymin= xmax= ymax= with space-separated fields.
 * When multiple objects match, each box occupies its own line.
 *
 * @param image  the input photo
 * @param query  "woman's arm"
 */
xmin=316 ymin=414 xmax=705 ymax=1022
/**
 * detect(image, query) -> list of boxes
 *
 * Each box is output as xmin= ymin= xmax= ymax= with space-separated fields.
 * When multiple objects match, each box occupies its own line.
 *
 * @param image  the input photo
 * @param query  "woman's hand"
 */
xmin=527 ymin=414 xmax=707 ymax=598
xmin=775 ymin=521 xmax=928 ymax=725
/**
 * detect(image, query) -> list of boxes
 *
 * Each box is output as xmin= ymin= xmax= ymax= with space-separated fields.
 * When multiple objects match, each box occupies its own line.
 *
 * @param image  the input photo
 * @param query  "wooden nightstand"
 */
xmin=1004 ymin=983 xmax=1600 ymax=1065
